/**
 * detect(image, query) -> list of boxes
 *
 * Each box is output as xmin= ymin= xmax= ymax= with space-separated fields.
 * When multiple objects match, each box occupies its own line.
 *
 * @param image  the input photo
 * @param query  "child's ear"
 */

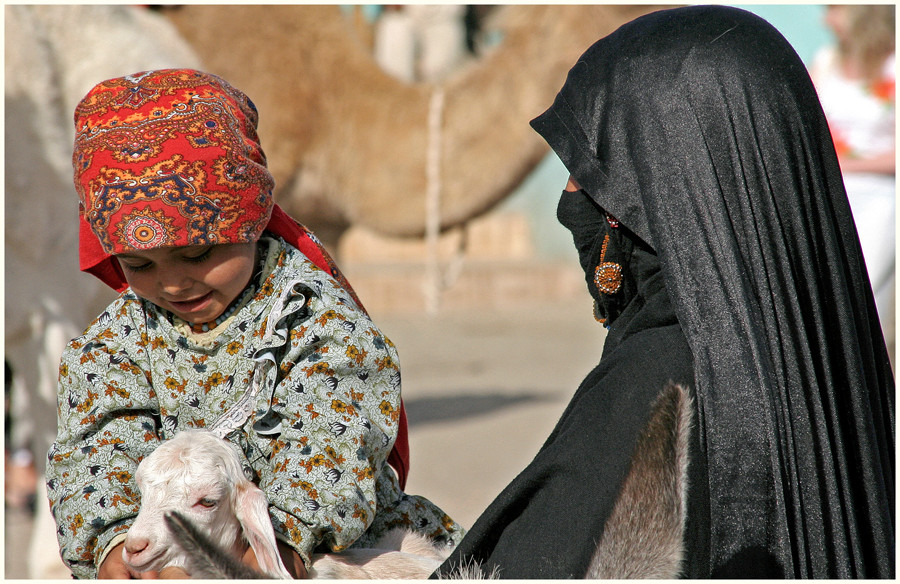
xmin=232 ymin=481 xmax=292 ymax=579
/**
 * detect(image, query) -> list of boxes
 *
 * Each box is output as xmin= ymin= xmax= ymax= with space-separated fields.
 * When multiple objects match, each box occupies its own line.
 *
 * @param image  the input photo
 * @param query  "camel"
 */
xmin=162 ymin=5 xmax=664 ymax=245
xmin=4 ymin=5 xmax=200 ymax=577
xmin=5 ymin=1 xmax=200 ymax=479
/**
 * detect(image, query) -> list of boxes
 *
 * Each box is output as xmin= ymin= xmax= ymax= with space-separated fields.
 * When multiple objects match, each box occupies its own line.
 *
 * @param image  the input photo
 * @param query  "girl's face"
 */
xmin=116 ymin=242 xmax=257 ymax=325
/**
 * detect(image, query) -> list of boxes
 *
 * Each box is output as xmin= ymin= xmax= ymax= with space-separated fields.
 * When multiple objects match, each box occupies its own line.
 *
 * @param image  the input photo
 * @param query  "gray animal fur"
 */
xmin=585 ymin=381 xmax=693 ymax=578
xmin=440 ymin=381 xmax=693 ymax=580
xmin=164 ymin=511 xmax=269 ymax=579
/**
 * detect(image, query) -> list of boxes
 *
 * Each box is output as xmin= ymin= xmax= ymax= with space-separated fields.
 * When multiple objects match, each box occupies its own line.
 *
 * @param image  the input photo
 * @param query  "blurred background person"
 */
xmin=374 ymin=5 xmax=468 ymax=83
xmin=810 ymin=4 xmax=895 ymax=357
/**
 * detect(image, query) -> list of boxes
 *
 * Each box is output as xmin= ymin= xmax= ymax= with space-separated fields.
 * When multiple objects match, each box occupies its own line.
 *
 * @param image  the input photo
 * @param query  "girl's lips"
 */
xmin=168 ymin=291 xmax=213 ymax=315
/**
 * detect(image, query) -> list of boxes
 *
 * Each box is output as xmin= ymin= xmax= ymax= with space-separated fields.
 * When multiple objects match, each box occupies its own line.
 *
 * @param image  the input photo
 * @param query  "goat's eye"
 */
xmin=196 ymin=497 xmax=218 ymax=508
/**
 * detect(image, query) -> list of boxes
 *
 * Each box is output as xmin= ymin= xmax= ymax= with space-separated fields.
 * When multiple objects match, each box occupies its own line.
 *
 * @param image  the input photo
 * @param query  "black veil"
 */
xmin=530 ymin=5 xmax=894 ymax=577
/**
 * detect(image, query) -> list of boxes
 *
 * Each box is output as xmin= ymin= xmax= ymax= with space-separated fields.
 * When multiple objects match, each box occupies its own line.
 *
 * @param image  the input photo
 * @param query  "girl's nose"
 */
xmin=158 ymin=270 xmax=192 ymax=296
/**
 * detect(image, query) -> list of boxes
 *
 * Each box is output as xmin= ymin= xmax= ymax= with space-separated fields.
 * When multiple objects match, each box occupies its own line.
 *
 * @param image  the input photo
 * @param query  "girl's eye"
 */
xmin=122 ymin=261 xmax=152 ymax=273
xmin=183 ymin=247 xmax=213 ymax=264
xmin=195 ymin=497 xmax=218 ymax=508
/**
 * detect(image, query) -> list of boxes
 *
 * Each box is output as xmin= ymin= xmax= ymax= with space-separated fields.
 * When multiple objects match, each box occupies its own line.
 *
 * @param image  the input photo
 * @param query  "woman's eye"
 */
xmin=195 ymin=497 xmax=218 ymax=508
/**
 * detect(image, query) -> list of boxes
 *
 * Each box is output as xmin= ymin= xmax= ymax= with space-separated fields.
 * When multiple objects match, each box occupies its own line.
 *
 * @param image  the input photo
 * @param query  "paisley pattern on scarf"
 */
xmin=46 ymin=237 xmax=463 ymax=579
xmin=73 ymin=69 xmax=275 ymax=255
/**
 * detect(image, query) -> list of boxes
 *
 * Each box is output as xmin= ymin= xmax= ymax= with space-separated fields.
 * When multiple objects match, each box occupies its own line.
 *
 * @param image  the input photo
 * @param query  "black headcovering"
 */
xmin=532 ymin=5 xmax=894 ymax=577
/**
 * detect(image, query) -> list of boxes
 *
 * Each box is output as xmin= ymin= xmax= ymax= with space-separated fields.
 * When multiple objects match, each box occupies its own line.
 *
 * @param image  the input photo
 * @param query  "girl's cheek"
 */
xmin=123 ymin=273 xmax=153 ymax=297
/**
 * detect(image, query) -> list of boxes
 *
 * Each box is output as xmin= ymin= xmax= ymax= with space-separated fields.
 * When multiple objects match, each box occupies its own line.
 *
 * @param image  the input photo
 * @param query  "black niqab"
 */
xmin=435 ymin=207 xmax=696 ymax=577
xmin=530 ymin=5 xmax=894 ymax=578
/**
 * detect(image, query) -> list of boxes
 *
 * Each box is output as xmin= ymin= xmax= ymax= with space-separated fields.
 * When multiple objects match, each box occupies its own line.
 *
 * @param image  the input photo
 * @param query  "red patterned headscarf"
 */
xmin=72 ymin=69 xmax=410 ymax=488
xmin=74 ymin=69 xmax=273 ymax=256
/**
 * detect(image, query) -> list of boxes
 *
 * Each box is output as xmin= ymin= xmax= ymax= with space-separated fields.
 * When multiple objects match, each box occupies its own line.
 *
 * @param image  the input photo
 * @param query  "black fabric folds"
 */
xmin=435 ymin=232 xmax=695 ymax=578
xmin=526 ymin=5 xmax=894 ymax=578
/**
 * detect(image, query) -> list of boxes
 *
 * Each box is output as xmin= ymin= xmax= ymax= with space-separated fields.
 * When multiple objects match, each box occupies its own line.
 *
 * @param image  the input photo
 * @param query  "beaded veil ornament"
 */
xmin=593 ymin=212 xmax=625 ymax=326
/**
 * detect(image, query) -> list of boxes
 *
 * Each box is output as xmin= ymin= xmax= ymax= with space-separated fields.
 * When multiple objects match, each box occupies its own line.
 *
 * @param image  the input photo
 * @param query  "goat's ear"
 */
xmin=233 ymin=481 xmax=293 ymax=579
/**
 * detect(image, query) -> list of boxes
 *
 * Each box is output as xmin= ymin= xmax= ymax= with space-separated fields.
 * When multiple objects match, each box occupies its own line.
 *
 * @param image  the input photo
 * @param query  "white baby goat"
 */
xmin=122 ymin=429 xmax=451 ymax=579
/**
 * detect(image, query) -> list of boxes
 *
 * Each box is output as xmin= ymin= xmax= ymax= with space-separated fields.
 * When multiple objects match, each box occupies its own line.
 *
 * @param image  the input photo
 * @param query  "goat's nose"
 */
xmin=124 ymin=536 xmax=149 ymax=556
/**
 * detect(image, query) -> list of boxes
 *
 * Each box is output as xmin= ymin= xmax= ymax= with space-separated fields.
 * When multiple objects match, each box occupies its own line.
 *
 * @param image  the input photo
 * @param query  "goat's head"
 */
xmin=123 ymin=430 xmax=290 ymax=578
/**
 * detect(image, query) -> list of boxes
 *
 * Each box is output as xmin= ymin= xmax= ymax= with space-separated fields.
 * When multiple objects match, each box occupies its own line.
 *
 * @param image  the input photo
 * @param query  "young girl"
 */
xmin=45 ymin=68 xmax=463 ymax=579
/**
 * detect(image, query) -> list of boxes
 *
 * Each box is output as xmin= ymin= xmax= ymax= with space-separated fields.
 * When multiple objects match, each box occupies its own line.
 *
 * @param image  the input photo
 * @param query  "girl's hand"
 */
xmin=241 ymin=539 xmax=309 ymax=579
xmin=100 ymin=538 xmax=309 ymax=579
xmin=158 ymin=566 xmax=190 ymax=579
xmin=98 ymin=543 xmax=160 ymax=579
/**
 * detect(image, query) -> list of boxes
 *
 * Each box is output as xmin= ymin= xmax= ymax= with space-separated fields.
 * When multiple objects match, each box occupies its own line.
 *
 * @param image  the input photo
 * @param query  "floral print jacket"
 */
xmin=46 ymin=237 xmax=463 ymax=578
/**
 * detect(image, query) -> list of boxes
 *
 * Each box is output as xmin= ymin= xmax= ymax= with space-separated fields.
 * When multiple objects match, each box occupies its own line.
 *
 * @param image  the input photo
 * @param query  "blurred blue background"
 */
xmin=735 ymin=4 xmax=830 ymax=63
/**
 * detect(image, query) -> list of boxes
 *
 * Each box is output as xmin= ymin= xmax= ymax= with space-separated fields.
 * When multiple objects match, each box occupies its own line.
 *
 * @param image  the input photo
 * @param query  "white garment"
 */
xmin=373 ymin=5 xmax=466 ymax=83
xmin=406 ymin=5 xmax=467 ymax=82
xmin=812 ymin=49 xmax=895 ymax=159
xmin=374 ymin=10 xmax=416 ymax=82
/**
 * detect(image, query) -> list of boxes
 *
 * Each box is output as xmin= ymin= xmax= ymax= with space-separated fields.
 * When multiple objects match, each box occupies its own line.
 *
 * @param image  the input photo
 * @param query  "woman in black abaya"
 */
xmin=436 ymin=5 xmax=894 ymax=579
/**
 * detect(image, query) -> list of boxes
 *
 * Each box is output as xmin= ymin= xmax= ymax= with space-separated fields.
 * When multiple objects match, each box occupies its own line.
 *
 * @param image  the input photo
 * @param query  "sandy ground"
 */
xmin=4 ymin=300 xmax=606 ymax=578
xmin=381 ymin=301 xmax=607 ymax=530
